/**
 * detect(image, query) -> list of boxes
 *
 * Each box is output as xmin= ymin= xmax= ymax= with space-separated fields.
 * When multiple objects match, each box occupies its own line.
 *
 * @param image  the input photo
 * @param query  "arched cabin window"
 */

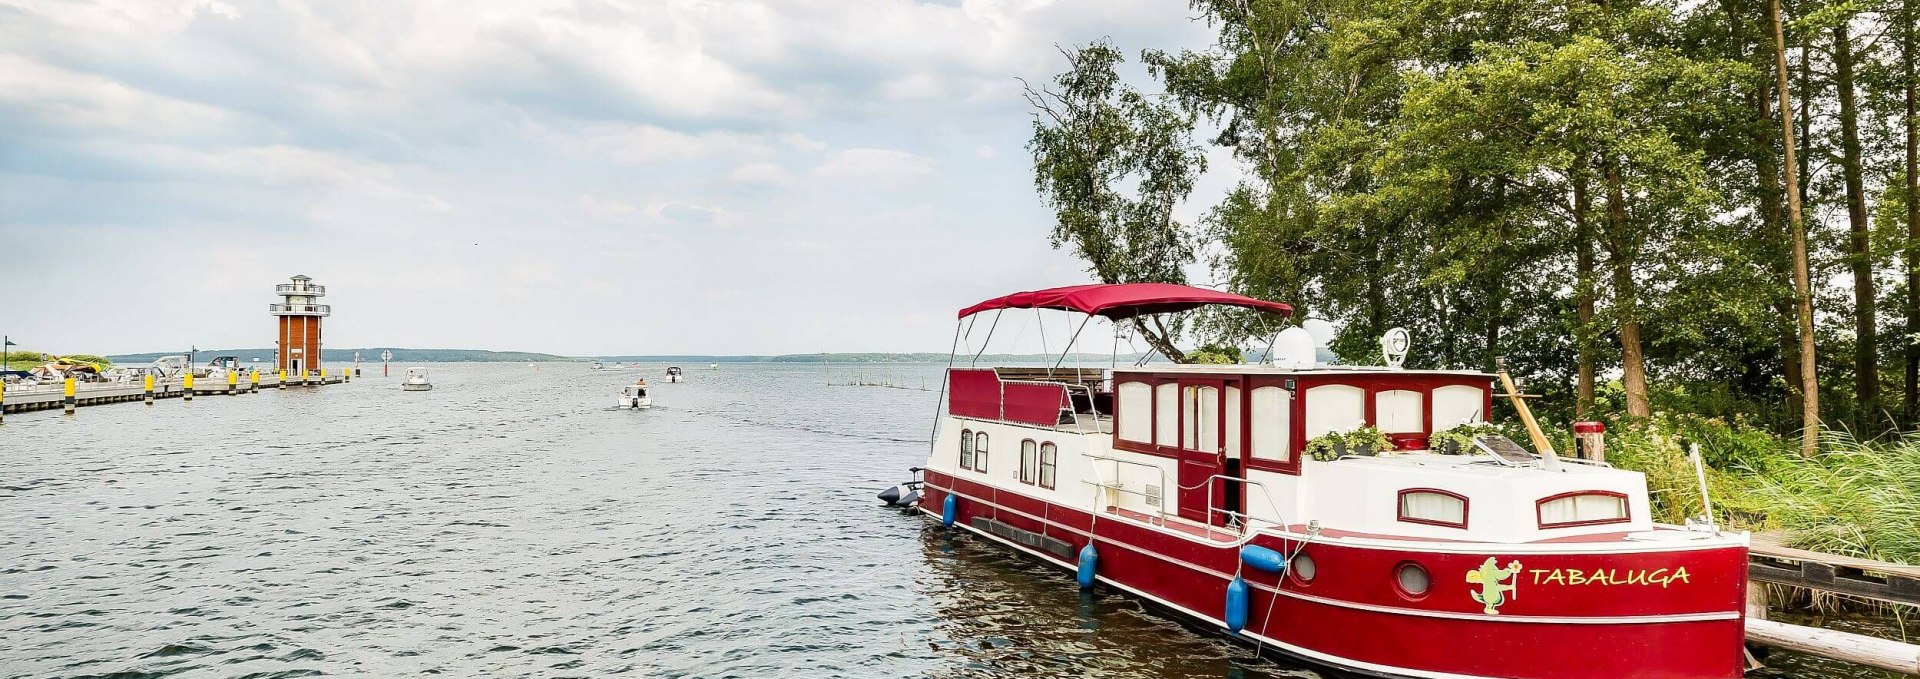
xmin=1154 ymin=383 xmax=1179 ymax=447
xmin=1019 ymin=439 xmax=1038 ymax=484
xmin=959 ymin=428 xmax=973 ymax=469
xmin=1038 ymin=442 xmax=1057 ymax=489
xmin=973 ymin=432 xmax=989 ymax=472
xmin=1397 ymin=489 xmax=1468 ymax=529
xmin=1433 ymin=384 xmax=1487 ymax=429
xmin=1117 ymin=382 xmax=1152 ymax=443
xmin=1537 ymin=491 xmax=1629 ymax=528
xmin=1375 ymin=389 xmax=1424 ymax=434
xmin=1304 ymin=385 xmax=1365 ymax=440
xmin=1249 ymin=386 xmax=1292 ymax=463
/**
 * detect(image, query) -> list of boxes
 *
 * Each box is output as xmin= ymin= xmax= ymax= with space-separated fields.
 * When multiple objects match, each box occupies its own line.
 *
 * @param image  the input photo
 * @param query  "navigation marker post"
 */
xmin=381 ymin=350 xmax=392 ymax=377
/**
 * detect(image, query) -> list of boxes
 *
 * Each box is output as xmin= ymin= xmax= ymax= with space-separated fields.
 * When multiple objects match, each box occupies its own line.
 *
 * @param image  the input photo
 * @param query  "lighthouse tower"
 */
xmin=270 ymin=275 xmax=330 ymax=374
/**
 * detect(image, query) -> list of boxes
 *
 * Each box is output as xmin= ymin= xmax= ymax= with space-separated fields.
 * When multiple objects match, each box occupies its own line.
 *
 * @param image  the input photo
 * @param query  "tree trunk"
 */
xmin=1771 ymin=0 xmax=1821 ymax=456
xmin=1604 ymin=160 xmax=1651 ymax=418
xmin=1574 ymin=168 xmax=1598 ymax=418
xmin=1133 ymin=316 xmax=1188 ymax=364
xmin=1834 ymin=21 xmax=1879 ymax=434
xmin=1904 ymin=0 xmax=1920 ymax=426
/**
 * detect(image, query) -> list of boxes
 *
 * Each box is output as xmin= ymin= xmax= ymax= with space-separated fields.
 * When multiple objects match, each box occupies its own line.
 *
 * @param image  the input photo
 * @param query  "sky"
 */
xmin=0 ymin=0 xmax=1239 ymax=357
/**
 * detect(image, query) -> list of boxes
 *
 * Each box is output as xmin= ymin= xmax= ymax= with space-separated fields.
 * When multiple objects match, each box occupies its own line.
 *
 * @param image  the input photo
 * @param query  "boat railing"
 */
xmin=1202 ymin=474 xmax=1292 ymax=543
xmin=1080 ymin=453 xmax=1171 ymax=526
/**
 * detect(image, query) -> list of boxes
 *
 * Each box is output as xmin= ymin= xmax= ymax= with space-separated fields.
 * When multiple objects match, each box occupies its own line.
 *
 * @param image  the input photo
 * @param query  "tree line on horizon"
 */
xmin=1027 ymin=0 xmax=1918 ymax=451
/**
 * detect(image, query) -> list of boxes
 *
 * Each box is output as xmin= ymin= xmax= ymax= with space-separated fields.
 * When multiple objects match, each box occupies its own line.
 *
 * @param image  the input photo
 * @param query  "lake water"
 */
xmin=0 ymin=363 xmax=1896 ymax=677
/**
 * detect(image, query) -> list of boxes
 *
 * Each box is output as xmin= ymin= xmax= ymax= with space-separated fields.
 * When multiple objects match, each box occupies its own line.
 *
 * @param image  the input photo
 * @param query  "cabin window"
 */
xmin=1154 ymin=383 xmax=1179 ymax=447
xmin=1182 ymin=385 xmax=1219 ymax=452
xmin=1224 ymin=387 xmax=1242 ymax=458
xmin=1433 ymin=384 xmax=1486 ymax=429
xmin=1537 ymin=491 xmax=1629 ymax=528
xmin=1117 ymin=382 xmax=1152 ymax=442
xmin=1039 ymin=442 xmax=1057 ymax=489
xmin=959 ymin=428 xmax=973 ymax=469
xmin=1375 ymin=389 xmax=1424 ymax=434
xmin=973 ymin=432 xmax=989 ymax=472
xmin=1249 ymin=386 xmax=1291 ymax=462
xmin=1397 ymin=489 xmax=1468 ymax=529
xmin=1019 ymin=439 xmax=1038 ymax=485
xmin=1304 ymin=384 xmax=1366 ymax=439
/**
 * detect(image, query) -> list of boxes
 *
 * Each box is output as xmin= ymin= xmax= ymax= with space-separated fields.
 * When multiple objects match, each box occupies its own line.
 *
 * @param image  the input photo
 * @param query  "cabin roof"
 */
xmin=1111 ymin=364 xmax=1493 ymax=378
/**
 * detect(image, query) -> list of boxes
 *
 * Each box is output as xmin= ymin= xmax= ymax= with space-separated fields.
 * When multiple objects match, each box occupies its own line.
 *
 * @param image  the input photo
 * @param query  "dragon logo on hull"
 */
xmin=1467 ymin=557 xmax=1524 ymax=614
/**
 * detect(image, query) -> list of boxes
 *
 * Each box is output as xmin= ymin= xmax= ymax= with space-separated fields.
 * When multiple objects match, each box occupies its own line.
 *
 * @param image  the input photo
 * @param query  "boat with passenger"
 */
xmin=891 ymin=283 xmax=1749 ymax=679
xmin=666 ymin=366 xmax=684 ymax=383
xmin=402 ymin=367 xmax=432 ymax=391
xmin=619 ymin=378 xmax=652 ymax=409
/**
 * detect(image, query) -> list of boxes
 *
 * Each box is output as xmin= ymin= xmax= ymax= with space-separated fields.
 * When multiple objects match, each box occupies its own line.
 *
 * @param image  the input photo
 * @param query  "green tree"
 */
xmin=1025 ymin=41 xmax=1208 ymax=362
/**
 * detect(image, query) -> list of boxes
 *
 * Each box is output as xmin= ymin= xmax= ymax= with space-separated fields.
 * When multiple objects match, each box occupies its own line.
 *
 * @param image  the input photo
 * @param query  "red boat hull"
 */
xmin=923 ymin=472 xmax=1747 ymax=679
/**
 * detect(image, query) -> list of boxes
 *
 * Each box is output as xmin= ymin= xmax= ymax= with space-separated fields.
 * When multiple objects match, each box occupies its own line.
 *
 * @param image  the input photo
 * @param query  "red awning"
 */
xmin=958 ymin=283 xmax=1293 ymax=320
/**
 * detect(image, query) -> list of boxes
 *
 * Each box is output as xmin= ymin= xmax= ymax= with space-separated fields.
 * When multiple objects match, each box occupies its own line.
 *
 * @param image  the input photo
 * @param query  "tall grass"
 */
xmin=1601 ymin=414 xmax=1920 ymax=566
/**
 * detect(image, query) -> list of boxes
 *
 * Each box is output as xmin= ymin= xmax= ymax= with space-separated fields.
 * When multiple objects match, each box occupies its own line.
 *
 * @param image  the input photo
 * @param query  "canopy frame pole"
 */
xmin=931 ymin=320 xmax=963 ymax=452
xmin=1257 ymin=317 xmax=1285 ymax=365
xmin=1036 ymin=308 xmax=1049 ymax=364
xmin=970 ymin=310 xmax=1004 ymax=367
xmin=1050 ymin=314 xmax=1094 ymax=377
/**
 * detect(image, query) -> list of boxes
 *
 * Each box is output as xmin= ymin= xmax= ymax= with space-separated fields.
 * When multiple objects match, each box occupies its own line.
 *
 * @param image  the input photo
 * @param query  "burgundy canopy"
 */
xmin=958 ymin=283 xmax=1293 ymax=320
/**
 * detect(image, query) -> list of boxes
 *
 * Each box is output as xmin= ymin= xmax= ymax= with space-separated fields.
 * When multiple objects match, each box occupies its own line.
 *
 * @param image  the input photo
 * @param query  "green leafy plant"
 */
xmin=1345 ymin=425 xmax=1392 ymax=456
xmin=1304 ymin=432 xmax=1346 ymax=461
xmin=1429 ymin=422 xmax=1506 ymax=455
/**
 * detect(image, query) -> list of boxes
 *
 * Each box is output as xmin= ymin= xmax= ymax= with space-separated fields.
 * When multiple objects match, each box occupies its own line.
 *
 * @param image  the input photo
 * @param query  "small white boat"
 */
xmin=590 ymin=361 xmax=604 ymax=370
xmin=666 ymin=366 xmax=684 ymax=382
xmin=618 ymin=380 xmax=652 ymax=409
xmin=402 ymin=367 xmax=433 ymax=391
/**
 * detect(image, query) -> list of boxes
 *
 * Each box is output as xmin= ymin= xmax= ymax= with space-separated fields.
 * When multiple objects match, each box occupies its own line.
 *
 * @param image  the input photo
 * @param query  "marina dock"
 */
xmin=1 ymin=371 xmax=349 ymax=416
xmin=1745 ymin=531 xmax=1920 ymax=674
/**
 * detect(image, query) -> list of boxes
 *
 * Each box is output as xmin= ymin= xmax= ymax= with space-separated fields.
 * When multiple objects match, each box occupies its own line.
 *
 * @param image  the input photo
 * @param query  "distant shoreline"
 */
xmin=104 ymin=348 xmax=1150 ymax=364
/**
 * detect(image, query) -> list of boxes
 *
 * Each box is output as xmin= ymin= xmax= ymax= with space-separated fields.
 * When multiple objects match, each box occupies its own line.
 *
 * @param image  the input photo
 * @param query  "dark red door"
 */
xmin=1174 ymin=379 xmax=1235 ymax=524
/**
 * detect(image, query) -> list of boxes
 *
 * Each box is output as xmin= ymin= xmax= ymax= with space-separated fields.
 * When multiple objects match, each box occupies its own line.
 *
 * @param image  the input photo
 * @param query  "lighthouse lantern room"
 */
xmin=270 ymin=275 xmax=329 ymax=375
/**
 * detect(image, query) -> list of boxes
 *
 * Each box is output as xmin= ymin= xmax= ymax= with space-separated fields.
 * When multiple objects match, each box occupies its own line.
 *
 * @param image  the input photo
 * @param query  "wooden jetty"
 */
xmin=1 ymin=370 xmax=349 ymax=417
xmin=1745 ymin=531 xmax=1920 ymax=675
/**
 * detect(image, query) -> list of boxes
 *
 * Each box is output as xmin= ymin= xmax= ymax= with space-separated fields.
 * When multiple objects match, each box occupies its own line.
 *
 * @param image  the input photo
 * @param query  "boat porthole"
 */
xmin=1395 ymin=562 xmax=1430 ymax=599
xmin=1290 ymin=553 xmax=1316 ymax=584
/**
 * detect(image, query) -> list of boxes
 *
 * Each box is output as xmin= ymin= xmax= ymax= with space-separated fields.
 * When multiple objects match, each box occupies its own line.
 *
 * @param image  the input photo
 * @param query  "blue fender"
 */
xmin=1076 ymin=544 xmax=1098 ymax=589
xmin=1240 ymin=544 xmax=1288 ymax=574
xmin=941 ymin=494 xmax=957 ymax=528
xmin=1225 ymin=575 xmax=1249 ymax=633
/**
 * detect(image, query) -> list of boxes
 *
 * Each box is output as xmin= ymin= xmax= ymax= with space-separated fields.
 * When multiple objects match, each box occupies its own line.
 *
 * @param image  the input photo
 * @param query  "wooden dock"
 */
xmin=1745 ymin=531 xmax=1920 ymax=675
xmin=1 ymin=372 xmax=349 ymax=416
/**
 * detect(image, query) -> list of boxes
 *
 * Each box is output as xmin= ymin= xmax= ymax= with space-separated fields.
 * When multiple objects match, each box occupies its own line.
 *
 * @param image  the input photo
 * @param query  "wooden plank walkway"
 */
xmin=1749 ymin=531 xmax=1920 ymax=607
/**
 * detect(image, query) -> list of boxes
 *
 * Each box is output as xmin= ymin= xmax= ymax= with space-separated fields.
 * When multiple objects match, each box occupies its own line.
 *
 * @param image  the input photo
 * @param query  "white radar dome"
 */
xmin=1302 ymin=318 xmax=1336 ymax=347
xmin=1271 ymin=327 xmax=1318 ymax=369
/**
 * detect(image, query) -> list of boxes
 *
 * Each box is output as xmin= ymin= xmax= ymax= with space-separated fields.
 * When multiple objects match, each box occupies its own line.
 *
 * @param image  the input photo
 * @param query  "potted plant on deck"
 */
xmin=1428 ymin=422 xmax=1505 ymax=455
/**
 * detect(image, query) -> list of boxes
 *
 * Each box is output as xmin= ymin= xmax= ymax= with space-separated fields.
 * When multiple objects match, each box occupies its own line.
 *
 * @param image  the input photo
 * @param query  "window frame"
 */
xmin=1038 ymin=442 xmax=1057 ymax=489
xmin=1396 ymin=488 xmax=1469 ymax=529
xmin=959 ymin=428 xmax=973 ymax=470
xmin=1019 ymin=439 xmax=1038 ymax=485
xmin=1535 ymin=490 xmax=1630 ymax=529
xmin=973 ymin=432 xmax=989 ymax=472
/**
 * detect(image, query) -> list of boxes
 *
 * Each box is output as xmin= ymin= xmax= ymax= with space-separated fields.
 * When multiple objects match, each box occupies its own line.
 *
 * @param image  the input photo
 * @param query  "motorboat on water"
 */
xmin=666 ymin=366 xmax=684 ymax=382
xmin=591 ymin=360 xmax=604 ymax=370
xmin=402 ymin=367 xmax=432 ymax=391
xmin=619 ymin=378 xmax=652 ymax=409
xmin=885 ymin=283 xmax=1749 ymax=679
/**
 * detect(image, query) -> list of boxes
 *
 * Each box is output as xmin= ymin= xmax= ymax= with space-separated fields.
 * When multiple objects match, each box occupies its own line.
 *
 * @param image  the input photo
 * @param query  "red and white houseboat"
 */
xmin=904 ymin=284 xmax=1749 ymax=679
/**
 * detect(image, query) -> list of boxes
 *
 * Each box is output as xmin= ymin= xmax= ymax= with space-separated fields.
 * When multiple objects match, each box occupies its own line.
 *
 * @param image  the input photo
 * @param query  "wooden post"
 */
xmin=1745 ymin=618 xmax=1920 ymax=675
xmin=1495 ymin=358 xmax=1557 ymax=456
xmin=143 ymin=374 xmax=154 ymax=404
xmin=63 ymin=377 xmax=76 ymax=414
xmin=184 ymin=374 xmax=194 ymax=401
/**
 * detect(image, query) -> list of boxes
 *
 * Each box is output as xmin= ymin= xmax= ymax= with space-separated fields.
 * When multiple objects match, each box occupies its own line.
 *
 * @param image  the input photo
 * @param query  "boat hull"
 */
xmin=921 ymin=472 xmax=1747 ymax=679
xmin=402 ymin=383 xmax=432 ymax=391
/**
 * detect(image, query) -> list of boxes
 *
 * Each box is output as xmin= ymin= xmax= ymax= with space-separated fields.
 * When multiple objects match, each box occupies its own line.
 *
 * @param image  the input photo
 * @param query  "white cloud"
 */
xmin=974 ymin=144 xmax=997 ymax=159
xmin=728 ymin=162 xmax=794 ymax=185
xmin=810 ymin=148 xmax=935 ymax=182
